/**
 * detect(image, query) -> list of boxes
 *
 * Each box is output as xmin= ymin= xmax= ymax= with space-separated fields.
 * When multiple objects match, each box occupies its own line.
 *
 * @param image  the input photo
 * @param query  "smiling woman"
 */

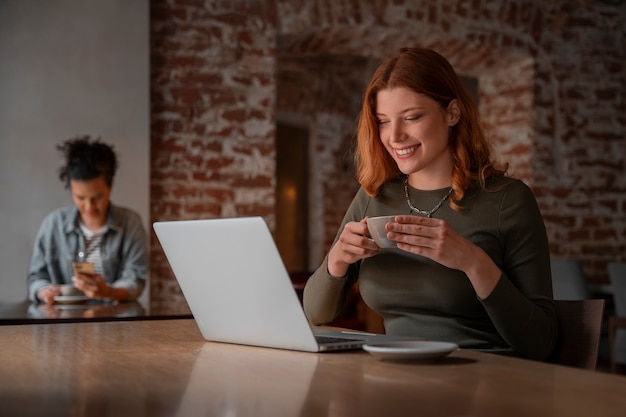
xmin=303 ymin=47 xmax=558 ymax=361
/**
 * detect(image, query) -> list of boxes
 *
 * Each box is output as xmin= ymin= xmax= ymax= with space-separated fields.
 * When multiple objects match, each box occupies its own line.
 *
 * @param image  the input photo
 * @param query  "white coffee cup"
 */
xmin=367 ymin=215 xmax=398 ymax=248
xmin=59 ymin=284 xmax=84 ymax=297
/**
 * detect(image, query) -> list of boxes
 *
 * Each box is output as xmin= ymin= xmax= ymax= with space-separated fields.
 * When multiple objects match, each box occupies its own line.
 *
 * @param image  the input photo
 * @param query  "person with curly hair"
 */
xmin=303 ymin=48 xmax=558 ymax=360
xmin=28 ymin=136 xmax=148 ymax=304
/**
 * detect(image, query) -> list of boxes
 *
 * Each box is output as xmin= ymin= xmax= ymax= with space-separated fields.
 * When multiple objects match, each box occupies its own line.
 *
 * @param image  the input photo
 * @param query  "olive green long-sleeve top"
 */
xmin=303 ymin=176 xmax=558 ymax=360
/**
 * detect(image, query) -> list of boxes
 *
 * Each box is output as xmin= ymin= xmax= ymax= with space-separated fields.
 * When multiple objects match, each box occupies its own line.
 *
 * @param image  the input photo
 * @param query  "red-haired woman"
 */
xmin=304 ymin=48 xmax=557 ymax=361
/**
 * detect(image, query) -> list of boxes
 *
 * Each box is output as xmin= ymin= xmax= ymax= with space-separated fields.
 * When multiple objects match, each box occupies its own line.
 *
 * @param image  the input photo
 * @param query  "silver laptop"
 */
xmin=153 ymin=216 xmax=417 ymax=352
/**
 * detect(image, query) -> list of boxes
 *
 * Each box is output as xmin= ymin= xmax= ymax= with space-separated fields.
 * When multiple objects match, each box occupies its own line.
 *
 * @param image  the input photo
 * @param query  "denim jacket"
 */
xmin=28 ymin=203 xmax=148 ymax=303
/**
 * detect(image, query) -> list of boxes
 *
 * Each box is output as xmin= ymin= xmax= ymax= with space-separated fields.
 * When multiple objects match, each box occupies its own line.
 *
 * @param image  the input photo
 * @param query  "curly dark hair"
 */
xmin=57 ymin=135 xmax=118 ymax=189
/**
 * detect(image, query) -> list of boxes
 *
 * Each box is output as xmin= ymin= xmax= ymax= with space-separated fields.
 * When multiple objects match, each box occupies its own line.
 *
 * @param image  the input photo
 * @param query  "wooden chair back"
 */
xmin=550 ymin=299 xmax=605 ymax=370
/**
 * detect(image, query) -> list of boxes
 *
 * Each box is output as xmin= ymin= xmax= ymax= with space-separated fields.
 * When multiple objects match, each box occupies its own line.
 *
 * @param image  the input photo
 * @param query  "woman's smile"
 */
xmin=395 ymin=144 xmax=420 ymax=157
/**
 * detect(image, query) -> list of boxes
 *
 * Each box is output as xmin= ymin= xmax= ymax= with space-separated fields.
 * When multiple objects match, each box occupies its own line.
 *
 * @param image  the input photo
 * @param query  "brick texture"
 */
xmin=151 ymin=0 xmax=625 ymax=306
xmin=150 ymin=0 xmax=278 ymax=300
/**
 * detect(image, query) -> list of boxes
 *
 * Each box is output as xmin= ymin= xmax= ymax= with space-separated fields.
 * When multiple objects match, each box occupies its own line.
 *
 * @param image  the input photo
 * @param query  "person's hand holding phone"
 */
xmin=72 ymin=262 xmax=113 ymax=299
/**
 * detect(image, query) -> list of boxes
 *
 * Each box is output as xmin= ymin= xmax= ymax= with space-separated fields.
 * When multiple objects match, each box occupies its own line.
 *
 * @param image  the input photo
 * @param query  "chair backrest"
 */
xmin=550 ymin=259 xmax=589 ymax=300
xmin=607 ymin=262 xmax=626 ymax=369
xmin=608 ymin=262 xmax=626 ymax=317
xmin=550 ymin=299 xmax=605 ymax=370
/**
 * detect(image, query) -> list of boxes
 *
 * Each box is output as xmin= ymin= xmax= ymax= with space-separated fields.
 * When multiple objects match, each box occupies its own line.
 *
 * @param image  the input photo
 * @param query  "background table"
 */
xmin=0 ymin=299 xmax=192 ymax=325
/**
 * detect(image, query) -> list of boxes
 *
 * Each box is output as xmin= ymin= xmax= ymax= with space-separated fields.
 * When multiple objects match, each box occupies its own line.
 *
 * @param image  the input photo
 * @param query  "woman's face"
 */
xmin=376 ymin=87 xmax=459 ymax=189
xmin=70 ymin=176 xmax=111 ymax=228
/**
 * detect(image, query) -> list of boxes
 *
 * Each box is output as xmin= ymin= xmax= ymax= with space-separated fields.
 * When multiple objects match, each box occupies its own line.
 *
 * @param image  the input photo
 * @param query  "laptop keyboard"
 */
xmin=315 ymin=335 xmax=362 ymax=344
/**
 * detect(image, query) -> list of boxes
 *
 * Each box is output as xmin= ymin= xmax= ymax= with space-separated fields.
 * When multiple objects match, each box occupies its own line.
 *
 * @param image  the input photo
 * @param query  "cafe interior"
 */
xmin=1 ymin=1 xmax=625 ymax=416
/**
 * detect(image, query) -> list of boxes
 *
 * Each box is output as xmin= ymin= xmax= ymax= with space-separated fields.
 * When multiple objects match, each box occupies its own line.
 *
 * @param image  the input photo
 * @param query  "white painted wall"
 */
xmin=0 ymin=0 xmax=149 ymax=303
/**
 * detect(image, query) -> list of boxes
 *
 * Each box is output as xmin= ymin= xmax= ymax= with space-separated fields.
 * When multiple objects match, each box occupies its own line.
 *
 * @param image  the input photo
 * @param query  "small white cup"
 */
xmin=367 ymin=215 xmax=397 ymax=248
xmin=59 ymin=284 xmax=84 ymax=297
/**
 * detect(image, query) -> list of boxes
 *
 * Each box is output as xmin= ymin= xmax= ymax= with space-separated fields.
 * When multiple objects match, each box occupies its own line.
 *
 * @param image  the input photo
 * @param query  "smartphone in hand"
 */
xmin=72 ymin=261 xmax=96 ymax=276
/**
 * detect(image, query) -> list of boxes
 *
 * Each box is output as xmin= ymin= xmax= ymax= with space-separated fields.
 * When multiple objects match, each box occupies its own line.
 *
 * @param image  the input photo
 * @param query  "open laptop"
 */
xmin=153 ymin=216 xmax=418 ymax=352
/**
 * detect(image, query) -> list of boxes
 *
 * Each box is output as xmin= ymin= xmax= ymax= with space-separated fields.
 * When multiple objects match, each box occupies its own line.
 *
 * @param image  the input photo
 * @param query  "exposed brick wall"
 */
xmin=150 ymin=0 xmax=277 ymax=306
xmin=150 ymin=0 xmax=625 ymax=306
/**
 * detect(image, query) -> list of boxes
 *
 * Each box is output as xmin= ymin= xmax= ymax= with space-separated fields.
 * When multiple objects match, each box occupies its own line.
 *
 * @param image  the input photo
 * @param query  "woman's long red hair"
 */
xmin=355 ymin=48 xmax=506 ymax=209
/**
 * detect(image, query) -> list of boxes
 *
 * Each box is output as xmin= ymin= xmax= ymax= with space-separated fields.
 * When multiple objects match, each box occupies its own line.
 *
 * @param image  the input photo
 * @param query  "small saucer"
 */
xmin=53 ymin=295 xmax=90 ymax=305
xmin=363 ymin=340 xmax=458 ymax=361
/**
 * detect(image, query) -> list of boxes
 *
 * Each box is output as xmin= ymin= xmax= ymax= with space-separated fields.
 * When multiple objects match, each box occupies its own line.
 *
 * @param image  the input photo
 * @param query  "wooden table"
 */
xmin=1 ymin=319 xmax=625 ymax=417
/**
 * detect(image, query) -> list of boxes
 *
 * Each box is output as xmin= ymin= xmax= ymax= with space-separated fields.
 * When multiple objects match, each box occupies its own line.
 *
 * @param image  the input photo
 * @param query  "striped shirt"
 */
xmin=79 ymin=223 xmax=108 ymax=276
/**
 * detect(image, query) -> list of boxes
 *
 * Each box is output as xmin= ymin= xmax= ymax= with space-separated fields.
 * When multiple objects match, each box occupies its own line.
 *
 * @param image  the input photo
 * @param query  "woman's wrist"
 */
xmin=464 ymin=247 xmax=501 ymax=299
xmin=326 ymin=250 xmax=348 ymax=278
xmin=327 ymin=260 xmax=349 ymax=278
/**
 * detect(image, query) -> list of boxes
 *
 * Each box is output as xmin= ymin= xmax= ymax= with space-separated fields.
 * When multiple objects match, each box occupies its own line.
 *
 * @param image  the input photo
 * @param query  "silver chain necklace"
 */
xmin=404 ymin=177 xmax=453 ymax=217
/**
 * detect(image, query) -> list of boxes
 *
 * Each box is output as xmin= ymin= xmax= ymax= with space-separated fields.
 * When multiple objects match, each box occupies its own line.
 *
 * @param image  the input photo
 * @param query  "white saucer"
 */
xmin=53 ymin=295 xmax=90 ymax=305
xmin=362 ymin=341 xmax=458 ymax=361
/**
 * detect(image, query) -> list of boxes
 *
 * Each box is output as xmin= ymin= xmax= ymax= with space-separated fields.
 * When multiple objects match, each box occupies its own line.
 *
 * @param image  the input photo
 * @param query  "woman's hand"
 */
xmin=327 ymin=219 xmax=379 ymax=278
xmin=37 ymin=285 xmax=61 ymax=305
xmin=73 ymin=272 xmax=114 ymax=300
xmin=387 ymin=215 xmax=501 ymax=298
xmin=387 ymin=215 xmax=472 ymax=270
